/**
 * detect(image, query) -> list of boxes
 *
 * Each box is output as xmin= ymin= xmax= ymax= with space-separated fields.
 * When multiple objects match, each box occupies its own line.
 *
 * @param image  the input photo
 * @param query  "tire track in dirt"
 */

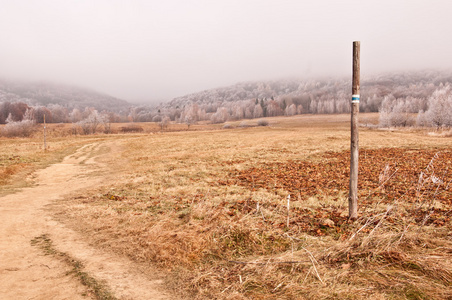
xmin=0 ymin=141 xmax=170 ymax=300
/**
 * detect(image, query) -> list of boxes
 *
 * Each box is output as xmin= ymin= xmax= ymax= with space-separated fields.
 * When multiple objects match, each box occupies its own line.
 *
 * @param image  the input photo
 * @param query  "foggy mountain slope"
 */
xmin=126 ymin=70 xmax=452 ymax=124
xmin=165 ymin=80 xmax=305 ymax=108
xmin=156 ymin=70 xmax=451 ymax=110
xmin=165 ymin=70 xmax=452 ymax=110
xmin=0 ymin=79 xmax=131 ymax=113
xmin=2 ymin=69 xmax=452 ymax=124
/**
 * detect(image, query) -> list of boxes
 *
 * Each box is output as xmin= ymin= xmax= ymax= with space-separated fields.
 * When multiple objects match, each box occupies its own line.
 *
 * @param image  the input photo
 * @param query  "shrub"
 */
xmin=152 ymin=115 xmax=162 ymax=122
xmin=223 ymin=124 xmax=233 ymax=129
xmin=120 ymin=125 xmax=144 ymax=133
xmin=1 ymin=119 xmax=36 ymax=137
xmin=257 ymin=119 xmax=269 ymax=126
xmin=445 ymin=129 xmax=452 ymax=137
xmin=238 ymin=121 xmax=249 ymax=128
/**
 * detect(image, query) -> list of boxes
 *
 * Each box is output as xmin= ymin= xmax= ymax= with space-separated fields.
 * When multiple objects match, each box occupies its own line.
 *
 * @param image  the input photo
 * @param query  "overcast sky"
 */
xmin=1 ymin=0 xmax=452 ymax=103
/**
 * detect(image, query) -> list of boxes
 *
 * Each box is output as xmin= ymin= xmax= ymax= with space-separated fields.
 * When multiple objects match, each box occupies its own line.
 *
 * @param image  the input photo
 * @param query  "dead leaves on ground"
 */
xmin=225 ymin=148 xmax=452 ymax=233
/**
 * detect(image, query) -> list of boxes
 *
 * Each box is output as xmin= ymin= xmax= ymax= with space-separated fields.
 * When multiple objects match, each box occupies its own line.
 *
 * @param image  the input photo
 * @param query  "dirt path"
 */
xmin=0 ymin=142 xmax=170 ymax=299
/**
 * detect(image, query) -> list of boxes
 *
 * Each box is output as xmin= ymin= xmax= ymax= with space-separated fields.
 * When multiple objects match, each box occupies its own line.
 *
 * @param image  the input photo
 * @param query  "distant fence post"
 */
xmin=349 ymin=41 xmax=360 ymax=220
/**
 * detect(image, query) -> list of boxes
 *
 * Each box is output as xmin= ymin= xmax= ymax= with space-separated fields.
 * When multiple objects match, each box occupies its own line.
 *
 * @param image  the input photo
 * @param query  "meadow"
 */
xmin=1 ymin=113 xmax=451 ymax=299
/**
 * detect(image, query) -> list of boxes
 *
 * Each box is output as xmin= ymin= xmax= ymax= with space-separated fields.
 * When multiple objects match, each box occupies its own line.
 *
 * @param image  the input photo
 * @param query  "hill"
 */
xmin=130 ymin=70 xmax=452 ymax=123
xmin=0 ymin=79 xmax=130 ymax=113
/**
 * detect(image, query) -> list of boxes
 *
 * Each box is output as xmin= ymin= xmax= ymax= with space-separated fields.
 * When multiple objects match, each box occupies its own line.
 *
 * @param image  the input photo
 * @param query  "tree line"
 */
xmin=132 ymin=70 xmax=452 ymax=127
xmin=379 ymin=83 xmax=452 ymax=128
xmin=1 ymin=70 xmax=452 ymax=132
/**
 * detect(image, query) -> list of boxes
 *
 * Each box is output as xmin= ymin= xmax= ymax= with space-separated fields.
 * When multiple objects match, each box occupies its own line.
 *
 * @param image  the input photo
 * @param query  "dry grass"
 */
xmin=0 ymin=119 xmax=223 ymax=192
xmin=3 ymin=114 xmax=452 ymax=299
xmin=0 ymin=126 xmax=112 ymax=194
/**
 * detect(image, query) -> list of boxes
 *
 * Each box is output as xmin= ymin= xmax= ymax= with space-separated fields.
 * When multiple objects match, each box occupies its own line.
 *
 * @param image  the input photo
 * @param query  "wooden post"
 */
xmin=43 ymin=114 xmax=47 ymax=151
xmin=349 ymin=41 xmax=360 ymax=220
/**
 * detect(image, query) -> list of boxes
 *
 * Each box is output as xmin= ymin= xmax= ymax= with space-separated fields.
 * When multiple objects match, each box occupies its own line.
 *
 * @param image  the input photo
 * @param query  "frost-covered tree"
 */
xmin=210 ymin=107 xmax=229 ymax=124
xmin=159 ymin=116 xmax=170 ymax=131
xmin=1 ymin=108 xmax=35 ymax=137
xmin=423 ymin=85 xmax=452 ymax=128
xmin=152 ymin=115 xmax=162 ymax=122
xmin=185 ymin=103 xmax=200 ymax=122
xmin=100 ymin=111 xmax=117 ymax=133
xmin=48 ymin=104 xmax=68 ymax=123
xmin=285 ymin=104 xmax=297 ymax=116
xmin=379 ymin=98 xmax=414 ymax=127
xmin=266 ymin=100 xmax=282 ymax=117
xmin=0 ymin=102 xmax=30 ymax=123
xmin=253 ymin=104 xmax=263 ymax=118
xmin=31 ymin=106 xmax=52 ymax=123
xmin=69 ymin=108 xmax=83 ymax=123
xmin=76 ymin=110 xmax=103 ymax=134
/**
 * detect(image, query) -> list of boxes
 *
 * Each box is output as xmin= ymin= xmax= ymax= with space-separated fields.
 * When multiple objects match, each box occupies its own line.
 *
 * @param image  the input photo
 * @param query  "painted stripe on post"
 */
xmin=352 ymin=94 xmax=360 ymax=103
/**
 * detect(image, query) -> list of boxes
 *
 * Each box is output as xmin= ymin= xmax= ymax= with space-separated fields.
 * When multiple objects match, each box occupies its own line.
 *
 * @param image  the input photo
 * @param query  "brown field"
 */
xmin=1 ymin=113 xmax=451 ymax=299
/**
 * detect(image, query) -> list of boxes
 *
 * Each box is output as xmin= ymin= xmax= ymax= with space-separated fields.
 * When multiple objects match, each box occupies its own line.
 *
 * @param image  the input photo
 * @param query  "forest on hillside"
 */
xmin=0 ymin=79 xmax=130 ymax=123
xmin=133 ymin=70 xmax=452 ymax=128
xmin=1 ymin=70 xmax=451 ymax=131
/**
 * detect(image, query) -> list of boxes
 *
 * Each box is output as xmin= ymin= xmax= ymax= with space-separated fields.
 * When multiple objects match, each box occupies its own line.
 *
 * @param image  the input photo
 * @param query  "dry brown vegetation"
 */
xmin=2 ymin=114 xmax=451 ymax=299
xmin=0 ymin=134 xmax=85 ymax=193
xmin=0 ymin=121 xmax=220 ymax=191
